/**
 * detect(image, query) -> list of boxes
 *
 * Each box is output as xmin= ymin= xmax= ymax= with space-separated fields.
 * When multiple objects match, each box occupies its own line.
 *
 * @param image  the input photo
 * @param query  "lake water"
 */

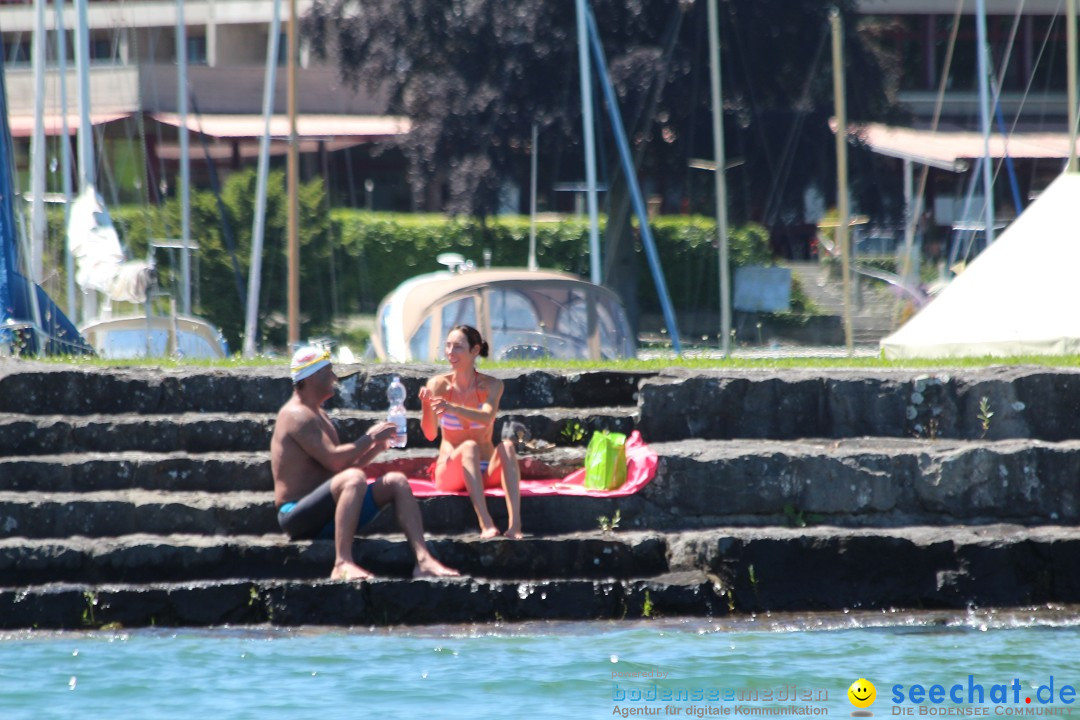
xmin=3 ymin=608 xmax=1080 ymax=719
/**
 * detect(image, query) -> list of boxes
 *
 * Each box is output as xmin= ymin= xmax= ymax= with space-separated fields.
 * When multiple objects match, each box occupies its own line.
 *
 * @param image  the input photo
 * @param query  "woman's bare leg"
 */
xmin=443 ymin=440 xmax=500 ymax=538
xmin=488 ymin=439 xmax=523 ymax=539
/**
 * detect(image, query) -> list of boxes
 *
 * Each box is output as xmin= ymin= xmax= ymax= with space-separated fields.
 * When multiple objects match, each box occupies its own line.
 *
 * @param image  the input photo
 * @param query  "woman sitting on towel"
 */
xmin=420 ymin=325 xmax=523 ymax=539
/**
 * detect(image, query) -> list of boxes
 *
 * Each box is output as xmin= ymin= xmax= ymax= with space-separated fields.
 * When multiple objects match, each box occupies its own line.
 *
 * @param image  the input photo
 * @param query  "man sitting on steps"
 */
xmin=271 ymin=346 xmax=459 ymax=580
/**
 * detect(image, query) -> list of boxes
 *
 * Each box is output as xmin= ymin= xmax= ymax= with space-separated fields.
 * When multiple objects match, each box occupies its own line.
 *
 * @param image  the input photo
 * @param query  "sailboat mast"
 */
xmin=1069 ymin=0 xmax=1078 ymax=173
xmin=831 ymin=8 xmax=853 ymax=355
xmin=528 ymin=122 xmax=538 ymax=271
xmin=73 ymin=0 xmax=97 ymax=324
xmin=30 ymin=0 xmax=47 ymax=284
xmin=974 ymin=0 xmax=995 ymax=245
xmin=585 ymin=6 xmax=682 ymax=354
xmin=287 ymin=0 xmax=299 ymax=347
xmin=57 ymin=0 xmax=77 ymax=322
xmin=242 ymin=0 xmax=282 ymax=357
xmin=707 ymin=0 xmax=731 ymax=358
xmin=73 ymin=0 xmax=93 ymax=192
xmin=176 ymin=0 xmax=192 ymax=315
xmin=575 ymin=0 xmax=601 ymax=286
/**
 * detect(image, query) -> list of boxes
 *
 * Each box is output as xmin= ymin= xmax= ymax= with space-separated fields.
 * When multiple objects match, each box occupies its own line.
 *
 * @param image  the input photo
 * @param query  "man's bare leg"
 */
xmin=372 ymin=473 xmax=460 ymax=578
xmin=329 ymin=469 xmax=375 ymax=580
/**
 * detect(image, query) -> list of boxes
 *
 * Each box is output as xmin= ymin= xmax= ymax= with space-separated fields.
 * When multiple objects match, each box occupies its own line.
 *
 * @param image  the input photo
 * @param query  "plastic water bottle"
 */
xmin=386 ymin=376 xmax=407 ymax=448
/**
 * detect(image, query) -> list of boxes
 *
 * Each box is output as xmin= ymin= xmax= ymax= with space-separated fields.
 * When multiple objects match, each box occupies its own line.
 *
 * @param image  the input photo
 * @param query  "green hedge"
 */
xmin=331 ymin=212 xmax=780 ymax=320
xmin=42 ymin=171 xmax=786 ymax=352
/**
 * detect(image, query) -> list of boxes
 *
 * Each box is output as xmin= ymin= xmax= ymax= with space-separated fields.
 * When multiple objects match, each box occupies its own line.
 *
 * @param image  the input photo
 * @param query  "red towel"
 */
xmin=406 ymin=430 xmax=659 ymax=498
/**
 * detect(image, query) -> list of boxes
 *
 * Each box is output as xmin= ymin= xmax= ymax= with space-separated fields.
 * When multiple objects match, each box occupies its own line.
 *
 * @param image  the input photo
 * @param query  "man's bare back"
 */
xmin=271 ymin=397 xmax=338 ymax=507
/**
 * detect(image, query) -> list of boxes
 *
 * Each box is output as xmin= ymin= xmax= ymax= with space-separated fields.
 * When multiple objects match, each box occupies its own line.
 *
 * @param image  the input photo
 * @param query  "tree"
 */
xmin=307 ymin=0 xmax=578 ymax=216
xmin=307 ymin=0 xmax=900 ymax=214
xmin=113 ymin=170 xmax=333 ymax=350
xmin=306 ymin=0 xmax=904 ymax=328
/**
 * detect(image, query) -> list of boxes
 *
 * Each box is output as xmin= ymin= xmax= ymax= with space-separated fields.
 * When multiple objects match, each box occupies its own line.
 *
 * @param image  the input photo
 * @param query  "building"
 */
xmin=1 ymin=0 xmax=411 ymax=208
xmin=854 ymin=0 xmax=1076 ymax=260
xmin=4 ymin=0 xmax=1077 ymax=228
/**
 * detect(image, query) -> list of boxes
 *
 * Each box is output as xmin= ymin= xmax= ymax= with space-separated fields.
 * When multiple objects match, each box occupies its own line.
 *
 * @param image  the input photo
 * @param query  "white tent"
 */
xmin=881 ymin=171 xmax=1080 ymax=359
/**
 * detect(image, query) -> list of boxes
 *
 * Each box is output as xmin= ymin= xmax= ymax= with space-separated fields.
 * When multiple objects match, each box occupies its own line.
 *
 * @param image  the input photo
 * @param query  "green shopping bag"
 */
xmin=583 ymin=430 xmax=628 ymax=491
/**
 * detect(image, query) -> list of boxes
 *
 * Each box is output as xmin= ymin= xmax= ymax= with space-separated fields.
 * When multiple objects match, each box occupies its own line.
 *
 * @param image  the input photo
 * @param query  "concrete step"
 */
xmin=641 ymin=437 xmax=1080 ymax=527
xmin=787 ymin=261 xmax=899 ymax=315
xmin=637 ymin=367 xmax=1080 ymax=441
xmin=0 ymin=447 xmax=586 ymax=493
xmin=0 ymin=484 xmax=633 ymax=538
xmin=0 ymin=362 xmax=649 ymax=416
xmin=0 ymin=532 xmax=669 ymax=586
xmin=3 ymin=438 xmax=1079 ymax=536
xmin=0 ymin=489 xmax=279 ymax=537
xmin=9 ymin=364 xmax=1080 ymax=444
xmin=0 ymin=412 xmax=277 ymax=455
xmin=0 ymin=451 xmax=275 ymax=492
xmin=9 ymin=362 xmax=1080 ymax=630
xmin=3 ymin=525 xmax=1079 ymax=628
xmin=0 ymin=407 xmax=636 ymax=456
xmin=785 ymin=261 xmax=903 ymax=343
xmin=0 ymin=574 xmax=714 ymax=629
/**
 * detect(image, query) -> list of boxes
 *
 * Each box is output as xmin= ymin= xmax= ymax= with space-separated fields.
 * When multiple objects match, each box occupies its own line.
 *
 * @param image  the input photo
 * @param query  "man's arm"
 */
xmin=351 ymin=421 xmax=398 ymax=467
xmin=287 ymin=406 xmax=383 ymax=474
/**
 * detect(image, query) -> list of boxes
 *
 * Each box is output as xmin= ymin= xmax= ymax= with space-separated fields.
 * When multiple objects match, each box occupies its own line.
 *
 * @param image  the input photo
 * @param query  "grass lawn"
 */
xmin=24 ymin=351 xmax=1080 ymax=371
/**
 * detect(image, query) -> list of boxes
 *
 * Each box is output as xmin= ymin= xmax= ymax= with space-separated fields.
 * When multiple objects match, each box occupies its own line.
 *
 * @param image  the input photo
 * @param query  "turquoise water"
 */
xmin=3 ymin=609 xmax=1080 ymax=719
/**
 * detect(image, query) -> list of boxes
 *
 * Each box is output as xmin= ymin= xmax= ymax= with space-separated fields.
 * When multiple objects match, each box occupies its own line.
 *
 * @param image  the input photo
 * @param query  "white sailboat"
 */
xmin=69 ymin=184 xmax=226 ymax=358
xmin=64 ymin=0 xmax=226 ymax=359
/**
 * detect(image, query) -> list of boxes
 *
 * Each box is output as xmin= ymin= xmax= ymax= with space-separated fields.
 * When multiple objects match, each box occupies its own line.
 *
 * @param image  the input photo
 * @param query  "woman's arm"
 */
xmin=419 ymin=378 xmax=441 ymax=442
xmin=437 ymin=376 xmax=502 ymax=426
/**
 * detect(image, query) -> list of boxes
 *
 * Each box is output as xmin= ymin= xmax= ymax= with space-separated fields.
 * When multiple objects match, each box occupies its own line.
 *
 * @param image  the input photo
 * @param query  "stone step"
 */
xmin=0 ymin=362 xmax=649 ymax=415
xmin=642 ymin=437 xmax=1080 ymax=527
xmin=3 ymin=438 xmax=1079 ymax=536
xmin=3 ymin=525 xmax=1079 ymax=628
xmin=0 ymin=447 xmax=586 ymax=493
xmin=783 ymin=261 xmax=914 ymax=343
xmin=9 ymin=364 xmax=1080 ymax=443
xmin=786 ymin=261 xmax=900 ymax=318
xmin=637 ymin=368 xmax=1080 ymax=441
xmin=0 ymin=485 xmax=632 ymax=538
xmin=0 ymin=532 xmax=670 ymax=586
xmin=0 ymin=451 xmax=276 ymax=492
xmin=0 ymin=407 xmax=635 ymax=456
xmin=0 ymin=489 xmax=279 ymax=537
xmin=0 ymin=574 xmax=713 ymax=629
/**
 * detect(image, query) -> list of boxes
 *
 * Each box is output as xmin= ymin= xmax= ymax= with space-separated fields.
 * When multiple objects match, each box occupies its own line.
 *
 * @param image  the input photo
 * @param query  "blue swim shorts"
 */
xmin=277 ymin=477 xmax=381 ymax=540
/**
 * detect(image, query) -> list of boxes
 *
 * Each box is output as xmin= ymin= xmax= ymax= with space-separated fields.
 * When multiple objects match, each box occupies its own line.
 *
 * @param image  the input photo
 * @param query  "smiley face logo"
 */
xmin=848 ymin=678 xmax=877 ymax=714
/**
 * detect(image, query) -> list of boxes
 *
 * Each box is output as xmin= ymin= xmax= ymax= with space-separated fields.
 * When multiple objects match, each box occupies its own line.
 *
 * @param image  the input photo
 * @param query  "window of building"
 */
xmin=90 ymin=36 xmax=118 ymax=64
xmin=1028 ymin=16 xmax=1067 ymax=92
xmin=886 ymin=14 xmax=1066 ymax=94
xmin=186 ymin=35 xmax=207 ymax=65
xmin=5 ymin=36 xmax=31 ymax=65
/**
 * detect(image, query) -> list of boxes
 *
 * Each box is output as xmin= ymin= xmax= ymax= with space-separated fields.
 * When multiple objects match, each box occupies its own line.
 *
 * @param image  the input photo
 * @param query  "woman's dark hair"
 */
xmin=452 ymin=324 xmax=489 ymax=358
